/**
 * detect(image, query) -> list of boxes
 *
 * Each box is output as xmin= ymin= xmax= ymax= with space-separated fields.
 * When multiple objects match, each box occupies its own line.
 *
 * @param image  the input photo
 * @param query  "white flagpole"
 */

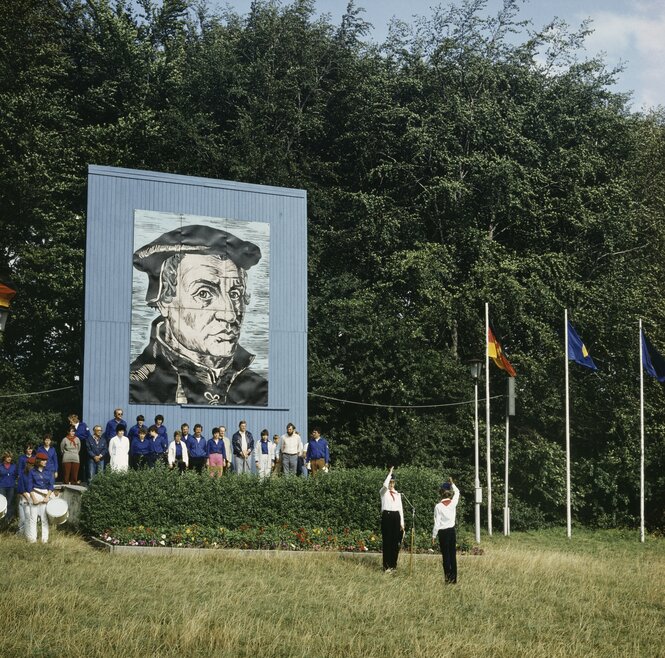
xmin=565 ymin=308 xmax=572 ymax=539
xmin=474 ymin=372 xmax=481 ymax=544
xmin=504 ymin=394 xmax=510 ymax=536
xmin=485 ymin=302 xmax=492 ymax=536
xmin=639 ymin=319 xmax=645 ymax=543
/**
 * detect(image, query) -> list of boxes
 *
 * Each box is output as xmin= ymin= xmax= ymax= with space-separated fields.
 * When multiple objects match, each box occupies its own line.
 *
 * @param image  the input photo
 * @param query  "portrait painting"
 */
xmin=129 ymin=210 xmax=270 ymax=406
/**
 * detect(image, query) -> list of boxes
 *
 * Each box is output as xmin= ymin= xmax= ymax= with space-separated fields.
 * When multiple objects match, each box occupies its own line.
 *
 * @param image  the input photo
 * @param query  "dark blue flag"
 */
xmin=567 ymin=322 xmax=597 ymax=370
xmin=641 ymin=330 xmax=665 ymax=383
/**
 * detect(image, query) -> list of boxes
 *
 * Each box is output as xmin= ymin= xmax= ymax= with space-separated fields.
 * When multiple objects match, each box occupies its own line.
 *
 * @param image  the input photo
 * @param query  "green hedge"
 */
xmin=80 ymin=466 xmax=458 ymax=535
xmin=96 ymin=524 xmax=476 ymax=554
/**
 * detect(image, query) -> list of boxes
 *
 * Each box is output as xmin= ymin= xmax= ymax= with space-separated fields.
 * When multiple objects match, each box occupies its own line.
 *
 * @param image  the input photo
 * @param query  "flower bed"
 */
xmin=97 ymin=524 xmax=479 ymax=554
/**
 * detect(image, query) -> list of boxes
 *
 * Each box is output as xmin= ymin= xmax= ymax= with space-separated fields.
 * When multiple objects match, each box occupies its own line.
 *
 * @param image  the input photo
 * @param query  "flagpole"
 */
xmin=485 ymin=302 xmax=492 ymax=536
xmin=504 ymin=392 xmax=510 ymax=536
xmin=639 ymin=319 xmax=645 ymax=543
xmin=565 ymin=308 xmax=571 ymax=539
xmin=474 ymin=369 xmax=481 ymax=544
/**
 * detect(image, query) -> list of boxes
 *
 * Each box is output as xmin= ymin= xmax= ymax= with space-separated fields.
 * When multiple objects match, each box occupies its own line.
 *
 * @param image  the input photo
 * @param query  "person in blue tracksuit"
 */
xmin=127 ymin=415 xmax=146 ymax=442
xmin=187 ymin=424 xmax=208 ymax=474
xmin=154 ymin=415 xmax=168 ymax=443
xmin=0 ymin=451 xmax=18 ymax=525
xmin=35 ymin=434 xmax=58 ymax=480
xmin=17 ymin=443 xmax=35 ymax=475
xmin=104 ymin=408 xmax=127 ymax=442
xmin=130 ymin=428 xmax=154 ymax=469
xmin=86 ymin=425 xmax=108 ymax=482
xmin=149 ymin=424 xmax=168 ymax=466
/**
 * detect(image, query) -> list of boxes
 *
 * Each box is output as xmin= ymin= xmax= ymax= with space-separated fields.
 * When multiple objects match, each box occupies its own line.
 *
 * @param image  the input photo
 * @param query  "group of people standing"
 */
xmin=1 ymin=409 xmax=332 ymax=517
xmin=379 ymin=468 xmax=460 ymax=583
xmin=1 ymin=447 xmax=58 ymax=543
xmin=97 ymin=412 xmax=330 ymax=479
xmin=1 ymin=409 xmax=331 ymax=543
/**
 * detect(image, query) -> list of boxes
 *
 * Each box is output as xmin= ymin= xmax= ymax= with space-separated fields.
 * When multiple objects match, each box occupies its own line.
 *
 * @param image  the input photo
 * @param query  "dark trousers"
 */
xmin=147 ymin=453 xmax=164 ymax=468
xmin=438 ymin=527 xmax=457 ymax=583
xmin=381 ymin=510 xmax=402 ymax=570
xmin=63 ymin=462 xmax=80 ymax=484
xmin=190 ymin=457 xmax=206 ymax=474
xmin=131 ymin=454 xmax=151 ymax=470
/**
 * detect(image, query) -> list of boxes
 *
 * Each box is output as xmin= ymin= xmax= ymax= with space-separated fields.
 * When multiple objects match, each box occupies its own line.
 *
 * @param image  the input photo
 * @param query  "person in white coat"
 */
xmin=108 ymin=426 xmax=130 ymax=472
xmin=255 ymin=430 xmax=275 ymax=479
xmin=432 ymin=478 xmax=460 ymax=584
xmin=167 ymin=431 xmax=189 ymax=473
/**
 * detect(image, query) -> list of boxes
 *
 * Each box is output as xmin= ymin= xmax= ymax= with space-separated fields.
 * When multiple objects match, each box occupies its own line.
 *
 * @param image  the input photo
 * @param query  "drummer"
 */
xmin=26 ymin=452 xmax=56 ymax=543
xmin=0 ymin=451 xmax=17 ymax=526
xmin=17 ymin=456 xmax=35 ymax=537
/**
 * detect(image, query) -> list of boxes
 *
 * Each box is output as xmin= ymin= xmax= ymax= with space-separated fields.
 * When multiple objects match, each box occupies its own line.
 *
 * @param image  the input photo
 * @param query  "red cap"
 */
xmin=35 ymin=452 xmax=48 ymax=461
xmin=27 ymin=457 xmax=36 ymax=465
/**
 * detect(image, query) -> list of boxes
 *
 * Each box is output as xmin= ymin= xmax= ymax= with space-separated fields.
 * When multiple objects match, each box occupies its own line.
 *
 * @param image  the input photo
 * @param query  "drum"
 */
xmin=45 ymin=497 xmax=69 ymax=525
xmin=0 ymin=493 xmax=6 ymax=519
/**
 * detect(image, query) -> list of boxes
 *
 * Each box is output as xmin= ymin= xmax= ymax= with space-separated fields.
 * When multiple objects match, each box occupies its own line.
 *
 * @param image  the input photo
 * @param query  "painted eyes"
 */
xmin=191 ymin=285 xmax=243 ymax=306
xmin=194 ymin=288 xmax=214 ymax=302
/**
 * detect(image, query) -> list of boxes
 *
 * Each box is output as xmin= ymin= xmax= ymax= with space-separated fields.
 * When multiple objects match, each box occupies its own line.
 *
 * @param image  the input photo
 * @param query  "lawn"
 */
xmin=1 ymin=528 xmax=663 ymax=657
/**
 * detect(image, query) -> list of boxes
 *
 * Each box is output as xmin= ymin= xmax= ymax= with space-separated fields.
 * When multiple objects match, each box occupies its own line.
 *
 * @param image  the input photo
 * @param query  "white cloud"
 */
xmin=578 ymin=2 xmax=665 ymax=108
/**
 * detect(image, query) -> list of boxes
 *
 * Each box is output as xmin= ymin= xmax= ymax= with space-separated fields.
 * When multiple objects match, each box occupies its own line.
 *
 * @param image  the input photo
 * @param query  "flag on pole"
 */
xmin=641 ymin=330 xmax=665 ymax=382
xmin=567 ymin=322 xmax=597 ymax=370
xmin=0 ymin=282 xmax=16 ymax=309
xmin=487 ymin=326 xmax=516 ymax=377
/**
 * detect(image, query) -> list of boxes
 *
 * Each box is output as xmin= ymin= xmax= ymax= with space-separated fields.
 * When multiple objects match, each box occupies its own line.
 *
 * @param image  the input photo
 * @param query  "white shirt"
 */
xmin=380 ymin=473 xmax=404 ymax=528
xmin=167 ymin=440 xmax=189 ymax=467
xmin=280 ymin=432 xmax=303 ymax=455
xmin=432 ymin=483 xmax=460 ymax=537
xmin=240 ymin=431 xmax=247 ymax=453
xmin=108 ymin=435 xmax=130 ymax=471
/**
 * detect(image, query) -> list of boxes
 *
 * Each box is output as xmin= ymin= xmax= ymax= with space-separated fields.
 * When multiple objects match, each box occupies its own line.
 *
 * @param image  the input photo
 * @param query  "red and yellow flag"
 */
xmin=0 ymin=282 xmax=16 ymax=309
xmin=488 ymin=327 xmax=516 ymax=377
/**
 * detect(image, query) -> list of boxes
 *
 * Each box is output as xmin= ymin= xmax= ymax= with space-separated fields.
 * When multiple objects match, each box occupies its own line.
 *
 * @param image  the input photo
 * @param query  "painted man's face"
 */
xmin=159 ymin=254 xmax=246 ymax=359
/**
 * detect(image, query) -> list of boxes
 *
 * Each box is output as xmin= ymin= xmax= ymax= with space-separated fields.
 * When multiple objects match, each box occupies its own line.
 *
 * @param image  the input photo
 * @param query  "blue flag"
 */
xmin=567 ymin=322 xmax=597 ymax=370
xmin=641 ymin=330 xmax=665 ymax=383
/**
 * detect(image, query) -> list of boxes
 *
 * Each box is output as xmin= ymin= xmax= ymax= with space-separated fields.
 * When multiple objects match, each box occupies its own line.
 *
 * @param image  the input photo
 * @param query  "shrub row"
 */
xmin=96 ymin=523 xmax=476 ymax=553
xmin=80 ymin=466 xmax=456 ymax=536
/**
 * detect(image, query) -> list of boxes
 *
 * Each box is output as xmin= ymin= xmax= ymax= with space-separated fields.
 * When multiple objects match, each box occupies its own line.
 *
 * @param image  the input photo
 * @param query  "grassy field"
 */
xmin=1 ymin=528 xmax=663 ymax=658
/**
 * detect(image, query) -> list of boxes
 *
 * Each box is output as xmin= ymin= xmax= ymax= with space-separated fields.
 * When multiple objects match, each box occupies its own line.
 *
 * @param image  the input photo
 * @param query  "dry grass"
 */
xmin=1 ymin=529 xmax=663 ymax=658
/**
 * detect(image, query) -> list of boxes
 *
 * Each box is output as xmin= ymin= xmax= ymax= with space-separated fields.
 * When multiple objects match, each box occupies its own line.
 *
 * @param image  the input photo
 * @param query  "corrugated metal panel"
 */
xmin=84 ymin=166 xmax=307 ymax=439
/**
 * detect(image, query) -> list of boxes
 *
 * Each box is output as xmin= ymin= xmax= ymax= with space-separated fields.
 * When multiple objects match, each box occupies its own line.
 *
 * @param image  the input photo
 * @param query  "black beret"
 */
xmin=133 ymin=225 xmax=261 ymax=303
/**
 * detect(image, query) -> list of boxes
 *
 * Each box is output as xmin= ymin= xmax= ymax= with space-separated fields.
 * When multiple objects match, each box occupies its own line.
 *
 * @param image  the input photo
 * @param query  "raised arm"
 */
xmin=380 ymin=466 xmax=394 ymax=494
xmin=451 ymin=482 xmax=460 ymax=506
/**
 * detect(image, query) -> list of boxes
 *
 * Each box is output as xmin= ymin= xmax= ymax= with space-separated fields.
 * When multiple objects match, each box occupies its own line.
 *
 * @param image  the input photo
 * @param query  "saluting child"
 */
xmin=432 ymin=478 xmax=460 ymax=584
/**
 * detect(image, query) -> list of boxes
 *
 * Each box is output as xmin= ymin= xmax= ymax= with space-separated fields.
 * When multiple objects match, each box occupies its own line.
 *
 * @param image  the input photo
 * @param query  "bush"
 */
xmin=95 ymin=523 xmax=478 ymax=554
xmin=80 ymin=466 xmax=454 ymax=535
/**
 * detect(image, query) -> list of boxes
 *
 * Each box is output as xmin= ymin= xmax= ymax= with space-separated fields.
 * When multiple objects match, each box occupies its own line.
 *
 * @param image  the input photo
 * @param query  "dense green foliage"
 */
xmin=80 ymin=466 xmax=462 ymax=535
xmin=1 ymin=0 xmax=665 ymax=528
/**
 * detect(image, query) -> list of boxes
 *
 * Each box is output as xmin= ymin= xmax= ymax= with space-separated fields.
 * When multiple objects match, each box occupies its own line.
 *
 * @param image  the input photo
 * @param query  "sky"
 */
xmin=218 ymin=0 xmax=665 ymax=111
